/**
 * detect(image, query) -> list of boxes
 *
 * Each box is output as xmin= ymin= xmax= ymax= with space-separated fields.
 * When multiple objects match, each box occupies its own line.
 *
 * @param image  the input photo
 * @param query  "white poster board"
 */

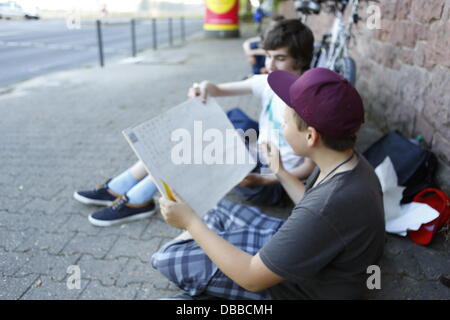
xmin=123 ymin=98 xmax=256 ymax=216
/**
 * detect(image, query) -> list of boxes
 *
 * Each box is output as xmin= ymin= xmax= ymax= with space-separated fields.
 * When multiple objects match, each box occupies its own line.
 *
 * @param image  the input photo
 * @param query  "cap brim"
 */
xmin=267 ymin=70 xmax=299 ymax=108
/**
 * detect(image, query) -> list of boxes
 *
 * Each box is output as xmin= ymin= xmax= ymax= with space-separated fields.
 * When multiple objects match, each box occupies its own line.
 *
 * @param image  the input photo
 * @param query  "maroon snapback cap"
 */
xmin=268 ymin=68 xmax=364 ymax=138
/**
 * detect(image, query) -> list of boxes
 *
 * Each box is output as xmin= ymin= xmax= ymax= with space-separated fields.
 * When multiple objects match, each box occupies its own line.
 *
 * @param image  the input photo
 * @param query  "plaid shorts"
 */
xmin=151 ymin=200 xmax=285 ymax=300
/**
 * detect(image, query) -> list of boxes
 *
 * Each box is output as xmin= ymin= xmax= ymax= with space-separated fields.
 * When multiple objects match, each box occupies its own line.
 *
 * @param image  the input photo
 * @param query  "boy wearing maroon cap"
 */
xmin=154 ymin=68 xmax=385 ymax=300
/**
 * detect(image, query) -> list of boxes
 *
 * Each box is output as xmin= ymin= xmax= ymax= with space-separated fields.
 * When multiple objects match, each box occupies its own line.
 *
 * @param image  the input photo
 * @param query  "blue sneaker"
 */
xmin=73 ymin=179 xmax=120 ymax=206
xmin=88 ymin=195 xmax=156 ymax=227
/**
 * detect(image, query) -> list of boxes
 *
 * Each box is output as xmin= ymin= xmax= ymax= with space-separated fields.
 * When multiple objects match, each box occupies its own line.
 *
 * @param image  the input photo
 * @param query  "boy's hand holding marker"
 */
xmin=159 ymin=190 xmax=200 ymax=231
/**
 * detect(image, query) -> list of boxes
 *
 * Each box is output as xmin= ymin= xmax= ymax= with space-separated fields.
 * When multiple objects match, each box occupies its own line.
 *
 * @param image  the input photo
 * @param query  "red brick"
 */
xmin=374 ymin=29 xmax=384 ymax=42
xmin=376 ymin=19 xmax=393 ymax=42
xmin=378 ymin=43 xmax=397 ymax=68
xmin=442 ymin=0 xmax=450 ymax=21
xmin=435 ymin=160 xmax=450 ymax=195
xmin=385 ymin=100 xmax=417 ymax=136
xmin=380 ymin=0 xmax=397 ymax=20
xmin=389 ymin=21 xmax=417 ymax=48
xmin=426 ymin=21 xmax=450 ymax=68
xmin=411 ymin=0 xmax=445 ymax=23
xmin=277 ymin=0 xmax=297 ymax=19
xmin=414 ymin=42 xmax=427 ymax=67
xmin=432 ymin=133 xmax=450 ymax=164
xmin=397 ymin=67 xmax=432 ymax=114
xmin=307 ymin=13 xmax=333 ymax=38
xmin=414 ymin=23 xmax=429 ymax=41
xmin=423 ymin=67 xmax=450 ymax=139
xmin=396 ymin=0 xmax=413 ymax=20
xmin=424 ymin=52 xmax=437 ymax=71
xmin=399 ymin=47 xmax=415 ymax=65
xmin=414 ymin=115 xmax=436 ymax=146
xmin=367 ymin=41 xmax=384 ymax=65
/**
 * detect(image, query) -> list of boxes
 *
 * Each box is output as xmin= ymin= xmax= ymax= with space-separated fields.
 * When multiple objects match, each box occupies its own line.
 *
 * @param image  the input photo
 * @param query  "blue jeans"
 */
xmin=226 ymin=108 xmax=286 ymax=206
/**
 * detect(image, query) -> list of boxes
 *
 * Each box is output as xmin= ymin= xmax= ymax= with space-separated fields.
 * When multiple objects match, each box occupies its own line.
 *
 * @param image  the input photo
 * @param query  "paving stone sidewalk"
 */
xmin=0 ymin=28 xmax=449 ymax=300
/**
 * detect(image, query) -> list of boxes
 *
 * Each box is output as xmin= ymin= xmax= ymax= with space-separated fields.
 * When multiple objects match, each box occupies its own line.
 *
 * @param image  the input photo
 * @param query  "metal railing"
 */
xmin=95 ymin=17 xmax=187 ymax=67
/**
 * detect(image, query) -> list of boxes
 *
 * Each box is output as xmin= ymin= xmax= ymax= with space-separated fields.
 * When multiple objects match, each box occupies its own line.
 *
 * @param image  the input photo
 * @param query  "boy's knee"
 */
xmin=151 ymin=241 xmax=178 ymax=278
xmin=150 ymin=249 xmax=166 ymax=274
xmin=151 ymin=240 xmax=216 ymax=294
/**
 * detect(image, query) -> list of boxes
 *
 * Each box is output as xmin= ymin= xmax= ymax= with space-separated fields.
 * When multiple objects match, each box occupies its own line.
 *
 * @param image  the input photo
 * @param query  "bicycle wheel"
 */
xmin=334 ymin=56 xmax=356 ymax=85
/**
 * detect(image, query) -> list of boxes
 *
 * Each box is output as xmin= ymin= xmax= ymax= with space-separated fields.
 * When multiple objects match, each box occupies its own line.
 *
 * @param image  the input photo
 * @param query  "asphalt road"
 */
xmin=0 ymin=18 xmax=203 ymax=87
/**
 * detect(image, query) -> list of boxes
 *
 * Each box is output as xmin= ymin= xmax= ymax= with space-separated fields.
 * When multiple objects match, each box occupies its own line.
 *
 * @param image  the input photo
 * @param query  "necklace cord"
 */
xmin=316 ymin=151 xmax=355 ymax=187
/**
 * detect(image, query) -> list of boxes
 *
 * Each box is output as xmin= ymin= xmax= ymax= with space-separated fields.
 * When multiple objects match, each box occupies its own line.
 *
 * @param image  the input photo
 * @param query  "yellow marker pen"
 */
xmin=162 ymin=180 xmax=176 ymax=201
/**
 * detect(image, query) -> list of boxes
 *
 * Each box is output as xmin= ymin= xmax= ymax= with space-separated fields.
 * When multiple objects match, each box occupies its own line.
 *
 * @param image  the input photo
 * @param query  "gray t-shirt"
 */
xmin=260 ymin=154 xmax=385 ymax=300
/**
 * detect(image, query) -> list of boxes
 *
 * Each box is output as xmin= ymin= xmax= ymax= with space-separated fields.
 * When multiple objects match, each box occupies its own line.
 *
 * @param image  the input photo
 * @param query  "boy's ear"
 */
xmin=306 ymin=127 xmax=320 ymax=147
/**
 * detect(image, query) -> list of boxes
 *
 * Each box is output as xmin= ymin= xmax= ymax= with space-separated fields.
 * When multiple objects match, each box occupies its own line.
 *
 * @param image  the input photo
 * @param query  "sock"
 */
xmin=107 ymin=169 xmax=139 ymax=195
xmin=126 ymin=177 xmax=158 ymax=205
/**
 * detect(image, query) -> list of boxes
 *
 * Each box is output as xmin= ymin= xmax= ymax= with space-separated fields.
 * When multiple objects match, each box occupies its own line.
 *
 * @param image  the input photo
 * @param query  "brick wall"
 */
xmin=278 ymin=0 xmax=450 ymax=193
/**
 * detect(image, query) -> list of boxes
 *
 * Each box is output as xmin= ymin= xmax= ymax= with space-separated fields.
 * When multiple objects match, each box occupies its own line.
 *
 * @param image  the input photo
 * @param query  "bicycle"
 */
xmin=295 ymin=0 xmax=378 ymax=85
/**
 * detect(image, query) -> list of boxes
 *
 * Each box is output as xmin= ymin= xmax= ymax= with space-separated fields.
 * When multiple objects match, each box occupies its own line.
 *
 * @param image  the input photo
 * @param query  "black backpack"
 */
xmin=363 ymin=130 xmax=438 ymax=204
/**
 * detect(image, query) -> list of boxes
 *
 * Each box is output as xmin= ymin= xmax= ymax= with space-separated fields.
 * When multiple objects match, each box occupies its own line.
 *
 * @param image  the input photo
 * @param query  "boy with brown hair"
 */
xmin=153 ymin=68 xmax=385 ymax=300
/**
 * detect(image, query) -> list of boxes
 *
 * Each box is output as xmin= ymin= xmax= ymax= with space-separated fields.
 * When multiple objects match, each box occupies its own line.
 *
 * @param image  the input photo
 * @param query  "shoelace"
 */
xmin=111 ymin=196 xmax=127 ymax=210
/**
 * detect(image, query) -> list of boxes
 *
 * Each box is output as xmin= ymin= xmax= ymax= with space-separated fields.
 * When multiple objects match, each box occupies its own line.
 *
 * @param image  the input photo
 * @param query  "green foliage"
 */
xmin=240 ymin=11 xmax=254 ymax=22
xmin=272 ymin=0 xmax=283 ymax=11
